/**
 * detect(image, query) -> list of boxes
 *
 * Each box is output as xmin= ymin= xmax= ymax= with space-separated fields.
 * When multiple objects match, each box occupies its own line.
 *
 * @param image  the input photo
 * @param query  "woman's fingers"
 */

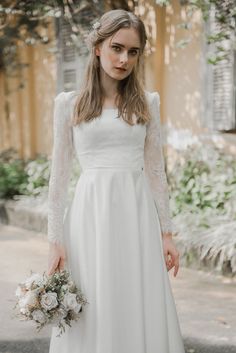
xmin=48 ymin=263 xmax=56 ymax=276
xmin=47 ymin=256 xmax=60 ymax=275
xmin=59 ymin=257 xmax=65 ymax=271
xmin=164 ymin=251 xmax=169 ymax=269
xmin=173 ymin=253 xmax=179 ymax=276
xmin=47 ymin=243 xmax=66 ymax=276
xmin=172 ymin=251 xmax=180 ymax=276
xmin=48 ymin=255 xmax=65 ymax=275
xmin=166 ymin=255 xmax=172 ymax=271
xmin=165 ymin=250 xmax=180 ymax=276
xmin=47 ymin=266 xmax=54 ymax=276
xmin=173 ymin=262 xmax=179 ymax=277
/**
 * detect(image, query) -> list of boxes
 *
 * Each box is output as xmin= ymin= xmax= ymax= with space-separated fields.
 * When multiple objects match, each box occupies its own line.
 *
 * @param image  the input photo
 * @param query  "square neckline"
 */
xmin=102 ymin=108 xmax=118 ymax=111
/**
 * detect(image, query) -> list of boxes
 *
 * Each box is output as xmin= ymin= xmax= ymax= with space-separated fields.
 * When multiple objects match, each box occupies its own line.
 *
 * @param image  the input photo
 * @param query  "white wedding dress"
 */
xmin=47 ymin=90 xmax=185 ymax=353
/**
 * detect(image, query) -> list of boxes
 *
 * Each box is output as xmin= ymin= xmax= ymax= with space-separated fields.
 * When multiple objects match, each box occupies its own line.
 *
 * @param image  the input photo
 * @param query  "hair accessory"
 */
xmin=92 ymin=21 xmax=101 ymax=30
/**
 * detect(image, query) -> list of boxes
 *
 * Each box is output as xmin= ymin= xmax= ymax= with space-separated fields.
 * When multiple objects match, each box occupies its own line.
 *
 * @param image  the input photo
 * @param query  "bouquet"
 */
xmin=13 ymin=269 xmax=89 ymax=337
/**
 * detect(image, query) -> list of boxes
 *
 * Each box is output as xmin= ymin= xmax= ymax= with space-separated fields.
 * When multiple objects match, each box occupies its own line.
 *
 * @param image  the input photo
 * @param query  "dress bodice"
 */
xmin=47 ymin=90 xmax=173 ymax=244
xmin=72 ymin=106 xmax=146 ymax=171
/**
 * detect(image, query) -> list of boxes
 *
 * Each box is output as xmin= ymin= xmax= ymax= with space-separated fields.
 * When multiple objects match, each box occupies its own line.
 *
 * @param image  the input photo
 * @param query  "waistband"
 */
xmin=81 ymin=166 xmax=144 ymax=172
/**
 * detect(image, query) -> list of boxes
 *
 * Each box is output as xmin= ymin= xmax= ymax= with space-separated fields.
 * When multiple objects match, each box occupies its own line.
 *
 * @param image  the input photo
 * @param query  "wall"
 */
xmin=0 ymin=20 xmax=57 ymax=159
xmin=144 ymin=0 xmax=236 ymax=156
xmin=1 ymin=3 xmax=235 ymax=159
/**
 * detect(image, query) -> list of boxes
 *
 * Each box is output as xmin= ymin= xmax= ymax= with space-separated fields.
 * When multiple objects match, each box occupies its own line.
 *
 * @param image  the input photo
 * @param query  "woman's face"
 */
xmin=95 ymin=27 xmax=141 ymax=81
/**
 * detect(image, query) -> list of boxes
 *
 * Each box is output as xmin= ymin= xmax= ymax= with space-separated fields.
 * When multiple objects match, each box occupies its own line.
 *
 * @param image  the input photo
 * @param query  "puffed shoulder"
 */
xmin=54 ymin=91 xmax=78 ymax=119
xmin=144 ymin=90 xmax=160 ymax=107
xmin=54 ymin=90 xmax=77 ymax=102
xmin=54 ymin=91 xmax=65 ymax=102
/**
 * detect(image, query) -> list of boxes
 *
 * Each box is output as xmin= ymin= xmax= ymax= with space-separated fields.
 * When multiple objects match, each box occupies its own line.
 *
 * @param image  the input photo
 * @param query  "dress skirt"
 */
xmin=48 ymin=166 xmax=185 ymax=353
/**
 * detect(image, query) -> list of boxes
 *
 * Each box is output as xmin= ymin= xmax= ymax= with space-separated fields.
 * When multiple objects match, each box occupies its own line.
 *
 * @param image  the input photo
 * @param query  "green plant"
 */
xmin=0 ymin=149 xmax=51 ymax=199
xmin=20 ymin=155 xmax=51 ymax=196
xmin=168 ymin=142 xmax=236 ymax=276
xmin=1 ymin=0 xmax=234 ymax=81
xmin=0 ymin=1 xmax=103 ymax=78
xmin=173 ymin=210 xmax=236 ymax=276
xmin=0 ymin=148 xmax=81 ymax=200
xmin=0 ymin=148 xmax=28 ymax=198
xmin=169 ymin=143 xmax=236 ymax=216
xmin=156 ymin=0 xmax=236 ymax=65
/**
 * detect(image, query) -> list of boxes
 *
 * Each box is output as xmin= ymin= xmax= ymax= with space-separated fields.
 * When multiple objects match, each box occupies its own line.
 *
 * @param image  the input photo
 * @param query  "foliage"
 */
xmin=0 ymin=0 xmax=235 ymax=84
xmin=174 ymin=212 xmax=236 ymax=275
xmin=155 ymin=0 xmax=236 ymax=65
xmin=169 ymin=142 xmax=236 ymax=216
xmin=0 ymin=148 xmax=81 ymax=200
xmin=19 ymin=155 xmax=51 ymax=196
xmin=168 ymin=142 xmax=236 ymax=276
xmin=0 ymin=0 xmax=103 ymax=87
xmin=0 ymin=148 xmax=50 ymax=198
xmin=1 ymin=143 xmax=236 ymax=275
xmin=0 ymin=148 xmax=28 ymax=198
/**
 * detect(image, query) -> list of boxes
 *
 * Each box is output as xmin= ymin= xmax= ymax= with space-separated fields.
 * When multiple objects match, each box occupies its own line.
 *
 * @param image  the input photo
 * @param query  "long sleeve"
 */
xmin=47 ymin=92 xmax=74 ymax=245
xmin=144 ymin=91 xmax=173 ymax=235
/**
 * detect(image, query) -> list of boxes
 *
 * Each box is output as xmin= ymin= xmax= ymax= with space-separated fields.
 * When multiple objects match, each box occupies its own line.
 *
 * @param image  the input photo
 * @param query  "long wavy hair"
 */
xmin=72 ymin=9 xmax=151 ymax=127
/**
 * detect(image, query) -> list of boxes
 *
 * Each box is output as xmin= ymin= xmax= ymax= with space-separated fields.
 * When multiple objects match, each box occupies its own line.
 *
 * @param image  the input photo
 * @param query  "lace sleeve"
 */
xmin=144 ymin=91 xmax=173 ymax=235
xmin=47 ymin=92 xmax=74 ymax=245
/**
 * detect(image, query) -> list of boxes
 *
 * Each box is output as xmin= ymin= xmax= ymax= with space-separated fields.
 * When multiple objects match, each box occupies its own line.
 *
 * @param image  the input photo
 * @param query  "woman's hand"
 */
xmin=162 ymin=232 xmax=180 ymax=277
xmin=47 ymin=242 xmax=66 ymax=276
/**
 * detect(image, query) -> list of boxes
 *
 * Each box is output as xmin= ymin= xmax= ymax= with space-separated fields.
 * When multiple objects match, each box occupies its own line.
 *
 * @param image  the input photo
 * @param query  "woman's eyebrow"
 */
xmin=111 ymin=42 xmax=140 ymax=50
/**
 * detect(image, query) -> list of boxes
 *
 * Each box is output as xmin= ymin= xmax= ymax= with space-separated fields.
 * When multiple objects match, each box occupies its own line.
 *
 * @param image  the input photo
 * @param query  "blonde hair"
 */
xmin=72 ymin=9 xmax=151 ymax=127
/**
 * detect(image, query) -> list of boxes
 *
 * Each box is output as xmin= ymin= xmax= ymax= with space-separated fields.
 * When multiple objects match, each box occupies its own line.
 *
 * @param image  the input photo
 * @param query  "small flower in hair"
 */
xmin=92 ymin=21 xmax=101 ymax=30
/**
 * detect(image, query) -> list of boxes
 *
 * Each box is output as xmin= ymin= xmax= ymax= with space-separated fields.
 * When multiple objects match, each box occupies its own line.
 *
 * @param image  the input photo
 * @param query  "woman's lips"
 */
xmin=115 ymin=67 xmax=127 ymax=72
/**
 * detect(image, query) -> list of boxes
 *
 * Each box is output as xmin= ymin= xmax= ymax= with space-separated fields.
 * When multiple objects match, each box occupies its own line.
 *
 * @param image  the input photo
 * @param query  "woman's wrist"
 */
xmin=49 ymin=241 xmax=64 ymax=251
xmin=161 ymin=231 xmax=173 ymax=239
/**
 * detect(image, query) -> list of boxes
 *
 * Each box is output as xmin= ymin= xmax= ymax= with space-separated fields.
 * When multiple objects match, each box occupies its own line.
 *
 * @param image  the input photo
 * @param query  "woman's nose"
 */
xmin=120 ymin=51 xmax=128 ymax=64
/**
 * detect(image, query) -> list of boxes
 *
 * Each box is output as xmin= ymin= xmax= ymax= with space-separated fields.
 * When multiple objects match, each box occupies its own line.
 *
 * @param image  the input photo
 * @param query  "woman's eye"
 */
xmin=112 ymin=46 xmax=121 ymax=52
xmin=130 ymin=50 xmax=138 ymax=56
xmin=111 ymin=46 xmax=138 ymax=56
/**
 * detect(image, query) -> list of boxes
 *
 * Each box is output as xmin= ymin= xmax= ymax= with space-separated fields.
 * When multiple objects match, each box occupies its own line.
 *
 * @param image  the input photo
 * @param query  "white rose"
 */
xmin=32 ymin=309 xmax=46 ymax=324
xmin=19 ymin=291 xmax=38 ymax=309
xmin=40 ymin=292 xmax=58 ymax=311
xmin=24 ymin=273 xmax=44 ymax=289
xmin=62 ymin=293 xmax=78 ymax=311
xmin=73 ymin=303 xmax=82 ymax=314
xmin=20 ymin=306 xmax=30 ymax=315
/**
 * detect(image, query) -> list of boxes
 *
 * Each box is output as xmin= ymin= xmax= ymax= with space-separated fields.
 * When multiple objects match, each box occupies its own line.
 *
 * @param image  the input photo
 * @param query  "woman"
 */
xmin=47 ymin=8 xmax=185 ymax=353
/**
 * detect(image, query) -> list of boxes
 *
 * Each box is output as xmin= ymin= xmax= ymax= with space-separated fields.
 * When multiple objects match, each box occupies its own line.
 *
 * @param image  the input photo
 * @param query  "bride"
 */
xmin=47 ymin=8 xmax=185 ymax=353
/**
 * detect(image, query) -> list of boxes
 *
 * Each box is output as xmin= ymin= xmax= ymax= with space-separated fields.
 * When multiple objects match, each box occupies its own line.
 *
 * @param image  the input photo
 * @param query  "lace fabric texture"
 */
xmin=144 ymin=92 xmax=173 ymax=235
xmin=47 ymin=92 xmax=74 ymax=245
xmin=47 ymin=91 xmax=172 ymax=244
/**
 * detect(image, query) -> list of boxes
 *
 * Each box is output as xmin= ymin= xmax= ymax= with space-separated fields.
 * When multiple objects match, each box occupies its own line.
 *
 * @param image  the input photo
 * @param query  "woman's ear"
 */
xmin=95 ymin=45 xmax=100 ymax=56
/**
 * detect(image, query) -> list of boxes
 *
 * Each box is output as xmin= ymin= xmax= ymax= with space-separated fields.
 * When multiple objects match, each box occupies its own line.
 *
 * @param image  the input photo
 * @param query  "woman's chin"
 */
xmin=110 ymin=71 xmax=130 ymax=81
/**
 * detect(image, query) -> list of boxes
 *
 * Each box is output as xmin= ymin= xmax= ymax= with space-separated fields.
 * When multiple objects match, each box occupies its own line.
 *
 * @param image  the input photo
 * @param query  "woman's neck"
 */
xmin=100 ymin=67 xmax=118 ymax=102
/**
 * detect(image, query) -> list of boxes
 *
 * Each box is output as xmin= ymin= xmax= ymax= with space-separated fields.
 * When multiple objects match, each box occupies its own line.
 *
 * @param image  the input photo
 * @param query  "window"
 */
xmin=203 ymin=4 xmax=236 ymax=132
xmin=55 ymin=17 xmax=88 ymax=93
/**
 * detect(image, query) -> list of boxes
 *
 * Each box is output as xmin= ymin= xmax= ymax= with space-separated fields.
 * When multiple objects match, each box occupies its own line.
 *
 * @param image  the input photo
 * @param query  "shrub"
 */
xmin=0 ymin=148 xmax=81 ymax=200
xmin=0 ymin=148 xmax=28 ymax=199
xmin=168 ymin=142 xmax=236 ymax=276
xmin=20 ymin=156 xmax=51 ymax=196
xmin=169 ymin=143 xmax=236 ymax=216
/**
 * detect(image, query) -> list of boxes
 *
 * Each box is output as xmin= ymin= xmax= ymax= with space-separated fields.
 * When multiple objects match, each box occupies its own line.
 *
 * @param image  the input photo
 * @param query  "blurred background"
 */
xmin=0 ymin=1 xmax=235 ymax=352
